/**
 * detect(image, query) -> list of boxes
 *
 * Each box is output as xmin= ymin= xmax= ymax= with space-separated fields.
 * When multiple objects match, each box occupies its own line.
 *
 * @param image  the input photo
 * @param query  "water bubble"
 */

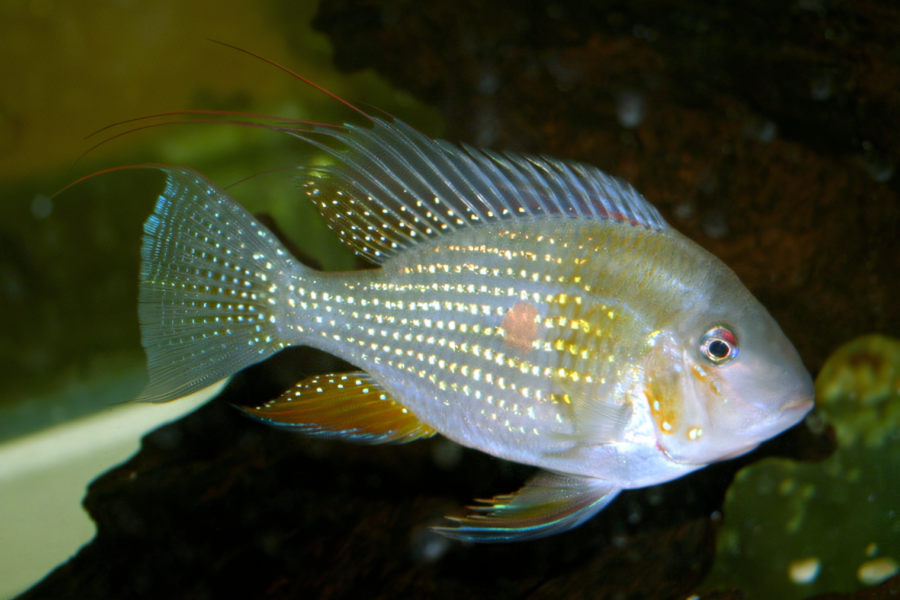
xmin=615 ymin=91 xmax=645 ymax=129
xmin=30 ymin=194 xmax=52 ymax=219
xmin=856 ymin=143 xmax=894 ymax=183
xmin=788 ymin=556 xmax=821 ymax=584
xmin=410 ymin=528 xmax=452 ymax=564
xmin=702 ymin=210 xmax=729 ymax=239
xmin=810 ymin=73 xmax=832 ymax=101
xmin=857 ymin=556 xmax=898 ymax=586
xmin=743 ymin=118 xmax=778 ymax=143
xmin=674 ymin=202 xmax=694 ymax=221
xmin=632 ymin=24 xmax=658 ymax=42
xmin=431 ymin=437 xmax=463 ymax=470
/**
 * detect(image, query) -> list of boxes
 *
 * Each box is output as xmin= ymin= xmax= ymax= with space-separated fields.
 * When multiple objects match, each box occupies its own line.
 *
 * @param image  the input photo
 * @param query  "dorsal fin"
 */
xmin=292 ymin=119 xmax=668 ymax=264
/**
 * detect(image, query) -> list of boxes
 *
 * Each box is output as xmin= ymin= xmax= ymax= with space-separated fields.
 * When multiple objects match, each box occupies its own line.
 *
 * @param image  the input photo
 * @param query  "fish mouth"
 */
xmin=744 ymin=395 xmax=813 ymax=442
xmin=779 ymin=397 xmax=815 ymax=414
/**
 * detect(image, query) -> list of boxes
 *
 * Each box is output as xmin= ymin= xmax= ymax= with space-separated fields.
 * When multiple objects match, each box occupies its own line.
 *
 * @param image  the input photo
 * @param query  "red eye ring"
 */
xmin=700 ymin=326 xmax=739 ymax=363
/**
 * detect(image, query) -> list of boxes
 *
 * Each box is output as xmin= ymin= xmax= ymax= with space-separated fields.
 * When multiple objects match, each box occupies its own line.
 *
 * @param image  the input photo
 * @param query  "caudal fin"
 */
xmin=137 ymin=167 xmax=304 ymax=402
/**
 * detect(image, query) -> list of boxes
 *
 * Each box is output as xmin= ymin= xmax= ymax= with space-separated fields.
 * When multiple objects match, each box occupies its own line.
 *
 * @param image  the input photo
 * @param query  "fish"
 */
xmin=133 ymin=106 xmax=815 ymax=542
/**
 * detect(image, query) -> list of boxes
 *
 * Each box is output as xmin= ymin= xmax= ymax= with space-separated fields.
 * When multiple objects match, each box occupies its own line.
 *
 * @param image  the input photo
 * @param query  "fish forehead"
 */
xmin=291 ymin=219 xmax=698 ymax=464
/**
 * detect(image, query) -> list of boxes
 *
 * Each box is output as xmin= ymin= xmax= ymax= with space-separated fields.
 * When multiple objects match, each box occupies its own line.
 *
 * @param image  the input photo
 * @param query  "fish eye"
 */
xmin=700 ymin=326 xmax=739 ymax=363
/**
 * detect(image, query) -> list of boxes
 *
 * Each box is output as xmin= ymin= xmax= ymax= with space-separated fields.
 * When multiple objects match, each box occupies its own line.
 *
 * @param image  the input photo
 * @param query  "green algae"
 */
xmin=817 ymin=334 xmax=900 ymax=449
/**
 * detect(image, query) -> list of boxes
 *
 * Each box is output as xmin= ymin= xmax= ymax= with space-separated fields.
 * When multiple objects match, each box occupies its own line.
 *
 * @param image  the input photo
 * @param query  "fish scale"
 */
xmin=131 ymin=114 xmax=814 ymax=542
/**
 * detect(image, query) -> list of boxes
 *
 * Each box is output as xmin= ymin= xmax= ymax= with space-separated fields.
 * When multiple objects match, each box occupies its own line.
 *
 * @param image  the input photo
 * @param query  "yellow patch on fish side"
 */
xmin=646 ymin=384 xmax=679 ymax=435
xmin=691 ymin=363 xmax=722 ymax=396
xmin=501 ymin=302 xmax=540 ymax=353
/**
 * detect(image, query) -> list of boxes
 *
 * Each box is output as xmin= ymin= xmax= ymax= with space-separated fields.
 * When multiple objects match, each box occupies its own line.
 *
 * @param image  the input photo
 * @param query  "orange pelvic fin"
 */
xmin=240 ymin=372 xmax=436 ymax=445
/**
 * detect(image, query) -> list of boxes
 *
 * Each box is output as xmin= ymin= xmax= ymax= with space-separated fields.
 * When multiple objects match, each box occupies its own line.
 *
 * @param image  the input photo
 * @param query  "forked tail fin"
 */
xmin=137 ymin=167 xmax=305 ymax=402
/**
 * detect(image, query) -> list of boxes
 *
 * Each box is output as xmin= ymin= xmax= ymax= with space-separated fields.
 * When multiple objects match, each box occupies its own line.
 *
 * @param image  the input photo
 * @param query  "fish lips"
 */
xmin=742 ymin=391 xmax=815 ymax=445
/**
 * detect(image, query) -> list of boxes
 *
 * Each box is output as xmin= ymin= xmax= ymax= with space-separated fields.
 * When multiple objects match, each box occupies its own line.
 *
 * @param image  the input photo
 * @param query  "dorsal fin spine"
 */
xmin=362 ymin=123 xmax=468 ymax=243
xmin=517 ymin=153 xmax=571 ymax=216
xmin=480 ymin=150 xmax=537 ymax=215
xmin=290 ymin=117 xmax=668 ymax=263
xmin=365 ymin=122 xmax=463 ymax=231
xmin=553 ymin=159 xmax=589 ymax=217
xmin=575 ymin=162 xmax=610 ymax=218
xmin=388 ymin=122 xmax=488 ymax=225
xmin=453 ymin=144 xmax=518 ymax=218
xmin=302 ymin=126 xmax=427 ymax=254
xmin=314 ymin=123 xmax=458 ymax=238
xmin=408 ymin=128 xmax=496 ymax=224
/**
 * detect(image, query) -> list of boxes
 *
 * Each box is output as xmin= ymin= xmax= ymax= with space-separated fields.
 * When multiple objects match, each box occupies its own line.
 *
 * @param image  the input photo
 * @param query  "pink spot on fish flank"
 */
xmin=501 ymin=302 xmax=540 ymax=353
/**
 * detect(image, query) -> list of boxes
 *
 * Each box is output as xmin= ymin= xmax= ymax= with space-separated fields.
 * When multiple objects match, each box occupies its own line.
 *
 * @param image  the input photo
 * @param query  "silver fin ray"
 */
xmin=292 ymin=119 xmax=668 ymax=264
xmin=433 ymin=471 xmax=620 ymax=542
xmin=137 ymin=167 xmax=301 ymax=403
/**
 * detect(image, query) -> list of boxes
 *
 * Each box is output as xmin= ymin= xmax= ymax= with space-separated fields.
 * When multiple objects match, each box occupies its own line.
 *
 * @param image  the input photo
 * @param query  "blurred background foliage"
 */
xmin=0 ymin=0 xmax=441 ymax=440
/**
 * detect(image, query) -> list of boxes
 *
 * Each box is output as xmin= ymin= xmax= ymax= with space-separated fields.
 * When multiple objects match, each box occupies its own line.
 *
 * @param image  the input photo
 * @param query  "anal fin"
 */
xmin=239 ymin=372 xmax=436 ymax=445
xmin=433 ymin=471 xmax=620 ymax=542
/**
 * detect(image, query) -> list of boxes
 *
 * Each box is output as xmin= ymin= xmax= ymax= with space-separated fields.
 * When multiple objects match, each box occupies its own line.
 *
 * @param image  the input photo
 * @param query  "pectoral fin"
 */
xmin=552 ymin=376 xmax=633 ymax=445
xmin=239 ymin=372 xmax=436 ymax=444
xmin=433 ymin=471 xmax=620 ymax=542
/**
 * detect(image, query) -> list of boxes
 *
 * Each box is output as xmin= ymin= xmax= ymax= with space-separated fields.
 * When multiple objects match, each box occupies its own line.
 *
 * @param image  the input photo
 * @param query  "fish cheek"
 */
xmin=645 ymin=370 xmax=682 ymax=439
xmin=644 ymin=353 xmax=710 ymax=462
xmin=688 ymin=362 xmax=732 ymax=428
xmin=501 ymin=301 xmax=541 ymax=353
xmin=690 ymin=361 xmax=757 ymax=438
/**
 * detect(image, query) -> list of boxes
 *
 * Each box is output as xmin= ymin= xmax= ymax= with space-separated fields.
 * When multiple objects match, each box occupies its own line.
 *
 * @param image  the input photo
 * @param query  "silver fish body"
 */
xmin=136 ymin=118 xmax=814 ymax=541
